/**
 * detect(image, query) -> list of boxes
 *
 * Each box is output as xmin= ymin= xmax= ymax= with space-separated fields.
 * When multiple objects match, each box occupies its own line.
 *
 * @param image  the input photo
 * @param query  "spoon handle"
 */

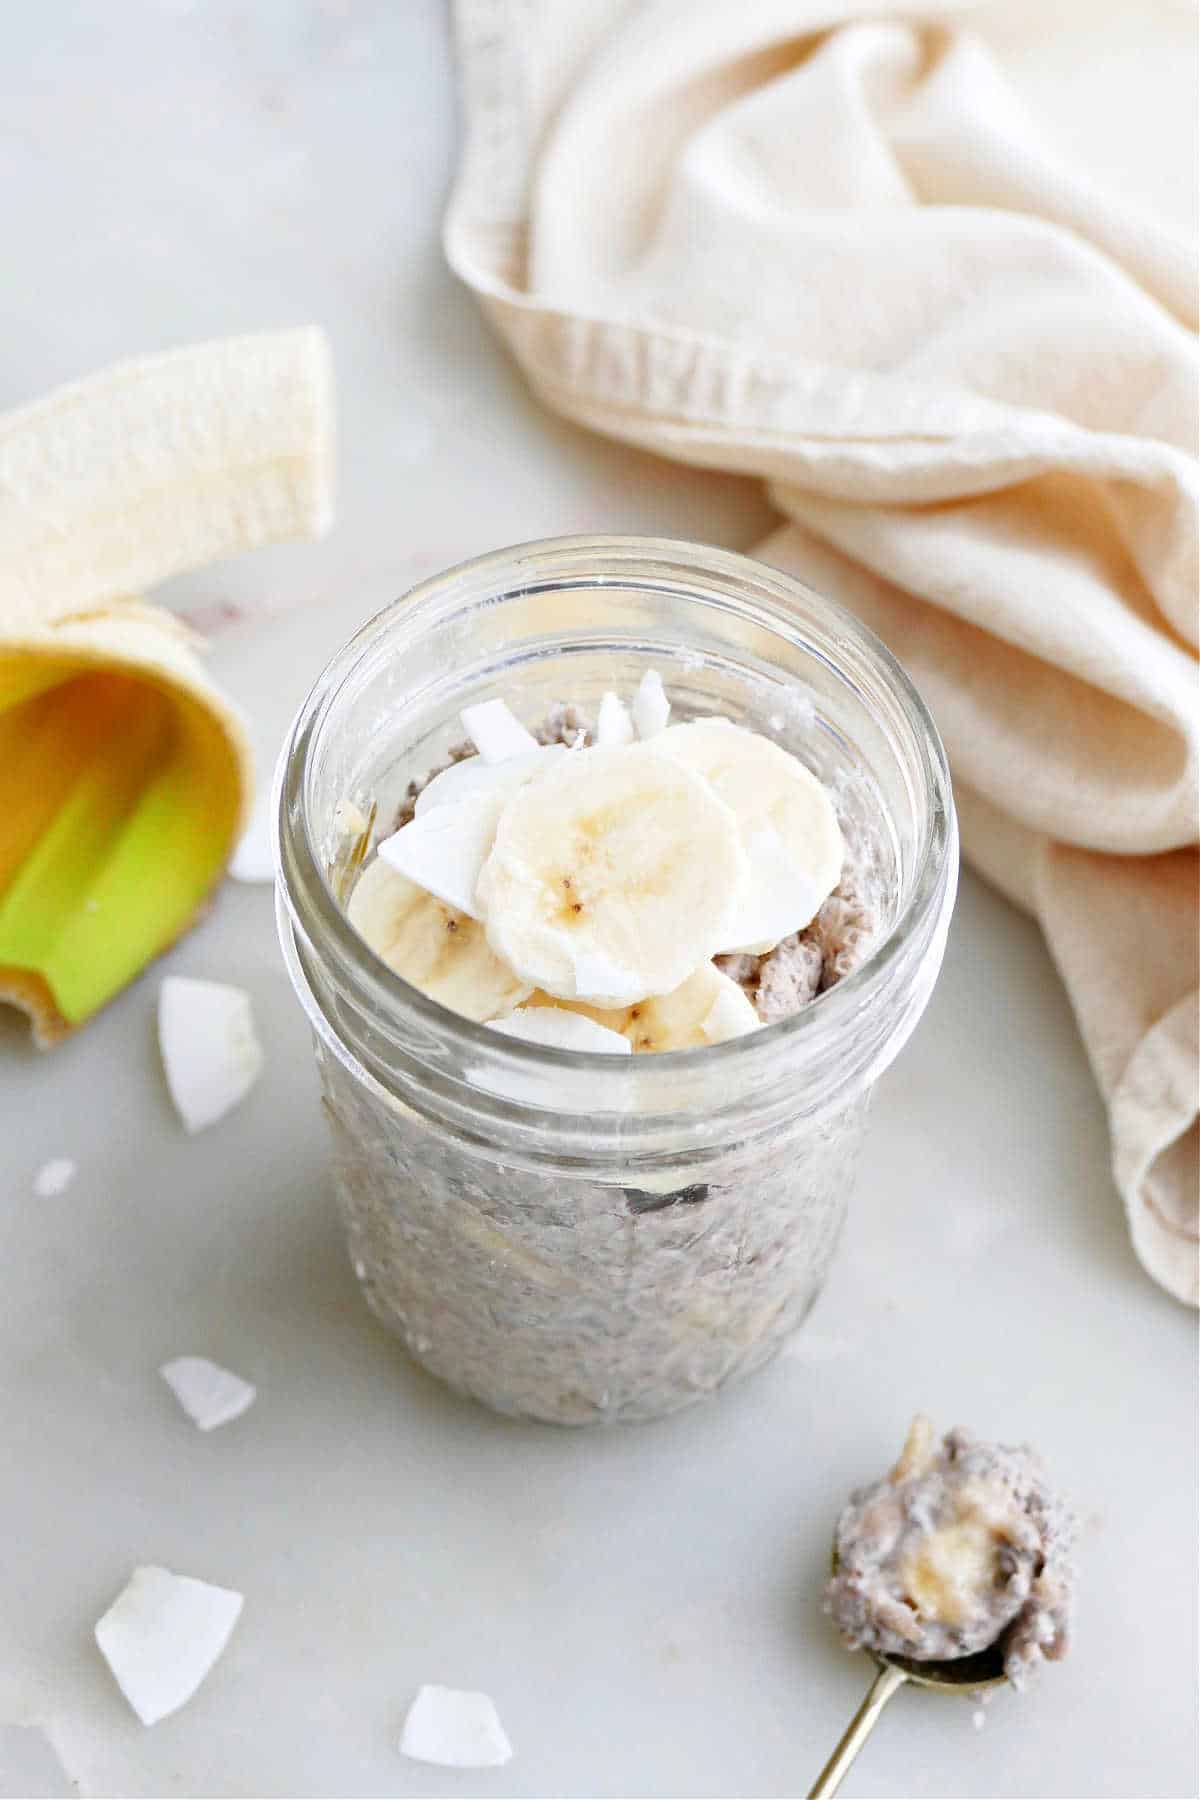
xmin=807 ymin=1662 xmax=909 ymax=1799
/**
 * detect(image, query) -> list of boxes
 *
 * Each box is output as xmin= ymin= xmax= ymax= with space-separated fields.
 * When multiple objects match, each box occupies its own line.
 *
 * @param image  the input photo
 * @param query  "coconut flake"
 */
xmin=399 ymin=1685 xmax=513 ymax=1768
xmin=228 ymin=788 xmax=273 ymax=883
xmin=595 ymin=690 xmax=635 ymax=748
xmin=158 ymin=977 xmax=264 ymax=1134
xmin=718 ymin=823 xmax=825 ymax=956
xmin=376 ymin=793 xmax=500 ymax=918
xmin=333 ymin=798 xmax=369 ymax=838
xmin=701 ymin=982 xmax=761 ymax=1044
xmin=33 ymin=1157 xmax=77 ymax=1197
xmin=490 ymin=1007 xmax=631 ymax=1055
xmin=160 ymin=1356 xmax=257 ymax=1431
xmin=632 ymin=670 xmax=670 ymax=739
xmin=415 ymin=746 xmax=561 ymax=816
xmin=460 ymin=699 xmax=538 ymax=764
xmin=94 ymin=1565 xmax=244 ymax=1726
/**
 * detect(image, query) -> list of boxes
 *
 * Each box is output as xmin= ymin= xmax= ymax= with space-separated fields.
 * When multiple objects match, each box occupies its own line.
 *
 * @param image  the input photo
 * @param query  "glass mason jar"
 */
xmin=275 ymin=536 xmax=956 ymax=1426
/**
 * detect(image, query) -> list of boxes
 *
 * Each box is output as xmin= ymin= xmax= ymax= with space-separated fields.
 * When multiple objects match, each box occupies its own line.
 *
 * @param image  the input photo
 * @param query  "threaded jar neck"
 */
xmin=276 ymin=535 xmax=957 ymax=1171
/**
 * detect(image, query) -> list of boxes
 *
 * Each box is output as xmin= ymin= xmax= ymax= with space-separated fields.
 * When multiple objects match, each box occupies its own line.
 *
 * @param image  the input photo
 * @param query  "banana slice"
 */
xmin=655 ymin=719 xmax=843 ymax=954
xmin=347 ymin=856 xmax=530 ymax=1021
xmin=532 ymin=961 xmax=760 ymax=1051
xmin=476 ymin=744 xmax=746 ymax=1006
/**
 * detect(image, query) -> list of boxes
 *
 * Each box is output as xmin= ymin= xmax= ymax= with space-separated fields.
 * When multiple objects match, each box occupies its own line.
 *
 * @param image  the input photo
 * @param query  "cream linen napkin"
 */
xmin=444 ymin=0 xmax=1199 ymax=1302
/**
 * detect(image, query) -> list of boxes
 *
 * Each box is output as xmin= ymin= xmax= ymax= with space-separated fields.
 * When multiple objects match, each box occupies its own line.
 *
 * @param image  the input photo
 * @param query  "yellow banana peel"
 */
xmin=0 ymin=329 xmax=334 ymax=1045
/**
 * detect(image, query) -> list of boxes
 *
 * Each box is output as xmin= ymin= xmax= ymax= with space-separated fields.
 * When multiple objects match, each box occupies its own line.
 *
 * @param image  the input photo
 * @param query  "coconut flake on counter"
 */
xmin=33 ymin=1157 xmax=77 ymax=1197
xmin=94 ymin=1565 xmax=244 ymax=1726
xmin=399 ymin=1685 xmax=513 ymax=1768
xmin=490 ymin=1007 xmax=631 ymax=1055
xmin=632 ymin=669 xmax=670 ymax=739
xmin=595 ymin=690 xmax=635 ymax=748
xmin=158 ymin=977 xmax=264 ymax=1134
xmin=461 ymin=698 xmax=539 ymax=764
xmin=160 ymin=1357 xmax=257 ymax=1431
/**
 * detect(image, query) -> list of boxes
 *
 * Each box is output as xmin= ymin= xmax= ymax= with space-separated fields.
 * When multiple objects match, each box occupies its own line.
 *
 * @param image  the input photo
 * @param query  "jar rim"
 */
xmin=275 ymin=534 xmax=957 ymax=1135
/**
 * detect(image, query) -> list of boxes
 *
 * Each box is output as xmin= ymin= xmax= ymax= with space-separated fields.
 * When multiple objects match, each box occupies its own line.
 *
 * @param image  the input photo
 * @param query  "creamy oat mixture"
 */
xmin=825 ymin=1416 xmax=1077 ymax=1686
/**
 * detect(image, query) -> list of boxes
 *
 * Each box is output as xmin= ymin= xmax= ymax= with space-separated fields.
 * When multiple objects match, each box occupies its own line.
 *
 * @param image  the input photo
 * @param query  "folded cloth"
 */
xmin=444 ymin=0 xmax=1198 ymax=1301
xmin=0 ymin=329 xmax=334 ymax=1045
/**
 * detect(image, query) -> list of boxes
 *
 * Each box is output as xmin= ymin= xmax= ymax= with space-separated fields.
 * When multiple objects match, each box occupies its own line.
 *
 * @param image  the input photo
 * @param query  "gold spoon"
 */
xmin=808 ymin=1567 xmax=1008 ymax=1798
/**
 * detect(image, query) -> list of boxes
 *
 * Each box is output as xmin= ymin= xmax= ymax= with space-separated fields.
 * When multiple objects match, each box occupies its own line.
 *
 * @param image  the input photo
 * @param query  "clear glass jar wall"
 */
xmin=276 ymin=537 xmax=957 ymax=1424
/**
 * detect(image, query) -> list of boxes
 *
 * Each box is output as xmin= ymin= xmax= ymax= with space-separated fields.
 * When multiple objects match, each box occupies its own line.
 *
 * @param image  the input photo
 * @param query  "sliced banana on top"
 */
xmin=347 ymin=857 xmax=530 ymax=1021
xmin=654 ymin=719 xmax=844 ymax=954
xmin=476 ymin=744 xmax=747 ymax=1007
xmin=529 ymin=960 xmax=761 ymax=1051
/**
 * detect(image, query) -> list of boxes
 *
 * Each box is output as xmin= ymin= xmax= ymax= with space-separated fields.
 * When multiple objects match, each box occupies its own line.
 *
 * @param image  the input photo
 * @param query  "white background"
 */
xmin=0 ymin=4 xmax=1196 ymax=1797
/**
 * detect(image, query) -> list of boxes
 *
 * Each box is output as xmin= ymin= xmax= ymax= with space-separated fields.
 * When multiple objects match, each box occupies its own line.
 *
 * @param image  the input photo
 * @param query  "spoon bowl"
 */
xmin=808 ymin=1547 xmax=1008 ymax=1796
xmin=873 ymin=1639 xmax=1007 ymax=1691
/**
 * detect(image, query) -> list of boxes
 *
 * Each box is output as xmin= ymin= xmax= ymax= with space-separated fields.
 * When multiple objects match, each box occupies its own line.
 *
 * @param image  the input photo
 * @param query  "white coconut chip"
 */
xmin=701 ymin=985 xmax=762 ymax=1044
xmin=490 ymin=1007 xmax=631 ymax=1055
xmin=719 ymin=823 xmax=826 ymax=956
xmin=460 ymin=698 xmax=539 ymax=765
xmin=94 ymin=1565 xmax=244 ymax=1726
xmin=632 ymin=669 xmax=670 ymax=739
xmin=228 ymin=787 xmax=274 ymax=884
xmin=399 ymin=1685 xmax=513 ymax=1768
xmin=415 ymin=746 xmax=561 ymax=816
xmin=333 ymin=798 xmax=369 ymax=838
xmin=376 ymin=793 xmax=500 ymax=918
xmin=33 ymin=1157 xmax=77 ymax=1197
xmin=595 ymin=690 xmax=635 ymax=748
xmin=160 ymin=1356 xmax=257 ymax=1431
xmin=158 ymin=977 xmax=264 ymax=1134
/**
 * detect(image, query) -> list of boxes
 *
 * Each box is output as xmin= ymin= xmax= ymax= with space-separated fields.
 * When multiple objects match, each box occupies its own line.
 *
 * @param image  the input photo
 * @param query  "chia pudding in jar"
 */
xmin=275 ymin=536 xmax=957 ymax=1424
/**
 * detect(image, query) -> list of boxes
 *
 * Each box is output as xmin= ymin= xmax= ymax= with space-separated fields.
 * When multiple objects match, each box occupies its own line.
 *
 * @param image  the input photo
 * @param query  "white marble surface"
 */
xmin=1 ymin=4 xmax=1196 ymax=1797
